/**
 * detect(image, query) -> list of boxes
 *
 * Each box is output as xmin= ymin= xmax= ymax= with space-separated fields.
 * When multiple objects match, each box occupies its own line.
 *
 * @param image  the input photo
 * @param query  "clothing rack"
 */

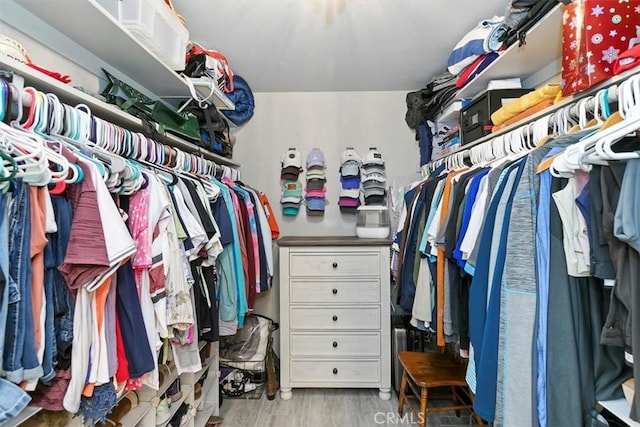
xmin=0 ymin=58 xmax=240 ymax=169
xmin=423 ymin=67 xmax=640 ymax=176
xmin=0 ymin=72 xmax=241 ymax=182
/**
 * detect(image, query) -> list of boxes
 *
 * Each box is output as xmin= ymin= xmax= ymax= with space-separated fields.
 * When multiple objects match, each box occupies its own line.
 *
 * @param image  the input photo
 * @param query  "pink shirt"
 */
xmin=129 ymin=187 xmax=151 ymax=270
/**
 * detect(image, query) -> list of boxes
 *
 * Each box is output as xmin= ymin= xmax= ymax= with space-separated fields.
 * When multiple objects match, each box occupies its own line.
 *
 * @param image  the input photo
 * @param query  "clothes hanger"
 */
xmin=0 ymin=78 xmax=9 ymax=122
xmin=583 ymin=78 xmax=640 ymax=163
xmin=539 ymin=81 xmax=626 ymax=174
xmin=576 ymin=76 xmax=638 ymax=166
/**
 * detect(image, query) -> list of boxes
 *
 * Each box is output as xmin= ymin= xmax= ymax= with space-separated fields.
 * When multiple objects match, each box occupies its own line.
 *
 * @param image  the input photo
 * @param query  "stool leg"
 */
xmin=451 ymin=386 xmax=461 ymax=417
xmin=419 ymin=387 xmax=428 ymax=427
xmin=398 ymin=371 xmax=408 ymax=417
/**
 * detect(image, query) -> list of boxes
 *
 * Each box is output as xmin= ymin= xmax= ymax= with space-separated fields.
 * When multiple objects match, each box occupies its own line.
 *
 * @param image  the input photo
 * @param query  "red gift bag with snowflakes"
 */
xmin=561 ymin=0 xmax=640 ymax=96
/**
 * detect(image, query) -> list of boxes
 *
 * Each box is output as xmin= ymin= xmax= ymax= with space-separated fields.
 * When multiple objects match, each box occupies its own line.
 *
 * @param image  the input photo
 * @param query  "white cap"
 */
xmin=340 ymin=188 xmax=361 ymax=199
xmin=341 ymin=148 xmax=361 ymax=165
xmin=363 ymin=148 xmax=384 ymax=166
xmin=340 ymin=161 xmax=360 ymax=178
xmin=362 ymin=172 xmax=387 ymax=183
xmin=281 ymin=149 xmax=302 ymax=169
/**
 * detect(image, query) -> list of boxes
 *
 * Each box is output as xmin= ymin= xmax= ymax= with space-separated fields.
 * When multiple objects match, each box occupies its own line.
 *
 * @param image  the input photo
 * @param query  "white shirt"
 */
xmin=460 ymin=173 xmax=490 ymax=260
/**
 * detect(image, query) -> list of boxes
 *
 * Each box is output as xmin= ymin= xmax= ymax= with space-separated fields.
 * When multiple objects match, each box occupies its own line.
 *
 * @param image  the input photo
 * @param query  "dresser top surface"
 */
xmin=277 ymin=236 xmax=393 ymax=247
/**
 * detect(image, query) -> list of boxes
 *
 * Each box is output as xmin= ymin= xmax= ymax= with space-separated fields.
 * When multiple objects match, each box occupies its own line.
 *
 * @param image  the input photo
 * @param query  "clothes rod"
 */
xmin=425 ymin=67 xmax=639 ymax=170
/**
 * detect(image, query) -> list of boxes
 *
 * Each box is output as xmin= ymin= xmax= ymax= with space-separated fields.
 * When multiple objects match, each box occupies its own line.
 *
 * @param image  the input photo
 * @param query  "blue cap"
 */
xmin=306 ymin=197 xmax=326 ymax=211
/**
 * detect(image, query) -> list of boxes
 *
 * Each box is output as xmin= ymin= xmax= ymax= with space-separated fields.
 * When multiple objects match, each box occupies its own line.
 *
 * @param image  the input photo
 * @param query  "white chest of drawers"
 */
xmin=277 ymin=236 xmax=392 ymax=401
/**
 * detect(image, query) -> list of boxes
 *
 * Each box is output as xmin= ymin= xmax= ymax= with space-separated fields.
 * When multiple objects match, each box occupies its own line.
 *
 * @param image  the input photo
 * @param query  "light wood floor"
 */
xmin=217 ymin=388 xmax=477 ymax=427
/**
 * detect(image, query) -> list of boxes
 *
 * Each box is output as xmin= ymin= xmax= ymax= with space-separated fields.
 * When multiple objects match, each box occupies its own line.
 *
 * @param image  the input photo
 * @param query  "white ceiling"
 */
xmin=180 ymin=0 xmax=507 ymax=93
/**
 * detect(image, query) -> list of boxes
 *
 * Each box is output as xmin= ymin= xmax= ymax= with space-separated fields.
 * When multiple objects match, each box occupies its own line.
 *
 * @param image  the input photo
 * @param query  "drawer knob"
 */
xmin=332 ymin=315 xmax=338 ymax=322
xmin=332 ymin=341 xmax=338 ymax=348
xmin=333 ymin=368 xmax=338 ymax=375
xmin=332 ymin=288 xmax=338 ymax=295
xmin=332 ymin=262 xmax=338 ymax=268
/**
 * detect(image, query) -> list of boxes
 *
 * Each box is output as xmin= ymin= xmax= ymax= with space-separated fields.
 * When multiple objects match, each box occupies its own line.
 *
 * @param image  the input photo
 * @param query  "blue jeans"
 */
xmin=3 ymin=180 xmax=42 ymax=383
xmin=44 ymin=196 xmax=74 ymax=377
xmin=0 ymin=191 xmax=9 ymax=373
xmin=50 ymin=196 xmax=74 ymax=370
xmin=42 ymin=244 xmax=56 ymax=383
xmin=0 ymin=377 xmax=31 ymax=424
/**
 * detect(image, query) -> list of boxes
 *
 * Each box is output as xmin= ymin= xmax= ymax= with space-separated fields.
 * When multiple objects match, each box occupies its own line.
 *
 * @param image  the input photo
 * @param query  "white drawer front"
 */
xmin=290 ymin=279 xmax=380 ymax=304
xmin=290 ymin=332 xmax=380 ymax=357
xmin=289 ymin=252 xmax=380 ymax=277
xmin=290 ymin=307 xmax=380 ymax=330
xmin=290 ymin=359 xmax=380 ymax=383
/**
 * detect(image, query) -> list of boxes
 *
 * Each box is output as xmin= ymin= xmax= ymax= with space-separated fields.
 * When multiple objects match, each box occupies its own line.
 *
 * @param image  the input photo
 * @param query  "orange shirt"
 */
xmin=30 ymin=186 xmax=48 ymax=354
xmin=436 ymin=169 xmax=467 ymax=347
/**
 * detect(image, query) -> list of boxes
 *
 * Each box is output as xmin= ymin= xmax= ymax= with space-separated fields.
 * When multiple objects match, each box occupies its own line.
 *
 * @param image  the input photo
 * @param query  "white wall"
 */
xmin=233 ymin=91 xmax=420 ymax=348
xmin=234 ymin=91 xmax=419 ymax=236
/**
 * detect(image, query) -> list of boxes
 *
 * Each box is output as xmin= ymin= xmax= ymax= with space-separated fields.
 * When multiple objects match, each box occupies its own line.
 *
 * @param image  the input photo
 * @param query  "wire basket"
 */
xmin=220 ymin=356 xmax=266 ymax=400
xmin=219 ymin=314 xmax=278 ymax=400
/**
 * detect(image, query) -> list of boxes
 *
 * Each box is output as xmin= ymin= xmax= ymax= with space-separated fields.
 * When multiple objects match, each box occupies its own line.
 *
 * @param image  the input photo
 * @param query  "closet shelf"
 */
xmin=435 ymin=101 xmax=462 ymax=123
xmin=456 ymin=3 xmax=563 ymax=100
xmin=195 ymin=356 xmax=216 ymax=384
xmin=426 ymin=67 xmax=640 ymax=167
xmin=158 ymin=385 xmax=192 ymax=427
xmin=598 ymin=399 xmax=640 ymax=426
xmin=0 ymin=58 xmax=240 ymax=167
xmin=14 ymin=0 xmax=235 ymax=110
xmin=193 ymin=371 xmax=217 ymax=412
xmin=158 ymin=366 xmax=180 ymax=397
xmin=119 ymin=401 xmax=152 ymax=426
xmin=11 ymin=406 xmax=42 ymax=425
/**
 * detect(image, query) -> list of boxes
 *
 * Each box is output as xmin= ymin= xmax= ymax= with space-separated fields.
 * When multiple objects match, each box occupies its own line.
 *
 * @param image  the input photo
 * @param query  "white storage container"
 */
xmin=116 ymin=0 xmax=189 ymax=71
xmin=356 ymin=206 xmax=391 ymax=239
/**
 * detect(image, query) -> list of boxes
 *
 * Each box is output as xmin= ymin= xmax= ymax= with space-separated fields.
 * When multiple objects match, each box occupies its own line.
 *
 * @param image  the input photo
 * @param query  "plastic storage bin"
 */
xmin=117 ymin=0 xmax=189 ymax=70
xmin=356 ymin=206 xmax=390 ymax=239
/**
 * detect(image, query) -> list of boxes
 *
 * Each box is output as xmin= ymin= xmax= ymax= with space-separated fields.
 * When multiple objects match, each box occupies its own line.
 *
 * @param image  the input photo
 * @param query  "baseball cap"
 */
xmin=281 ymin=195 xmax=302 ymax=204
xmin=340 ymin=176 xmax=360 ymax=189
xmin=306 ymin=148 xmax=326 ymax=169
xmin=281 ymin=149 xmax=302 ymax=169
xmin=305 ymin=188 xmax=326 ymax=198
xmin=338 ymin=197 xmax=360 ymax=207
xmin=306 ymin=179 xmax=326 ymax=190
xmin=306 ymin=170 xmax=327 ymax=180
xmin=340 ymin=206 xmax=359 ymax=214
xmin=340 ymin=149 xmax=361 ymax=165
xmin=281 ymin=165 xmax=302 ymax=176
xmin=364 ymin=187 xmax=386 ymax=197
xmin=306 ymin=208 xmax=325 ymax=216
xmin=361 ymin=164 xmax=386 ymax=175
xmin=363 ymin=180 xmax=386 ymax=189
xmin=283 ymin=206 xmax=300 ymax=216
xmin=306 ymin=197 xmax=326 ymax=211
xmin=365 ymin=195 xmax=386 ymax=205
xmin=340 ymin=160 xmax=360 ymax=178
xmin=362 ymin=173 xmax=386 ymax=183
xmin=363 ymin=148 xmax=384 ymax=166
xmin=340 ymin=188 xmax=360 ymax=199
xmin=282 ymin=180 xmax=303 ymax=198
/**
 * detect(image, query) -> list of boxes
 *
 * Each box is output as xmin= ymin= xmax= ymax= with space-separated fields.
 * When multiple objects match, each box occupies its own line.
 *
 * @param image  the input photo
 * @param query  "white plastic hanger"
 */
xmin=579 ymin=75 xmax=640 ymax=164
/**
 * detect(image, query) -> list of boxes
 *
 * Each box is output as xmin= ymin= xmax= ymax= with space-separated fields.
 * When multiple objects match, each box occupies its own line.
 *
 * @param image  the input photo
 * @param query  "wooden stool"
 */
xmin=397 ymin=351 xmax=483 ymax=427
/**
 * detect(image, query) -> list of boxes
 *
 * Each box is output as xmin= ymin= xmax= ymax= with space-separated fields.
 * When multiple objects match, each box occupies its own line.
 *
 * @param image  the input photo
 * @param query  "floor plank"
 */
xmin=218 ymin=388 xmax=478 ymax=427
